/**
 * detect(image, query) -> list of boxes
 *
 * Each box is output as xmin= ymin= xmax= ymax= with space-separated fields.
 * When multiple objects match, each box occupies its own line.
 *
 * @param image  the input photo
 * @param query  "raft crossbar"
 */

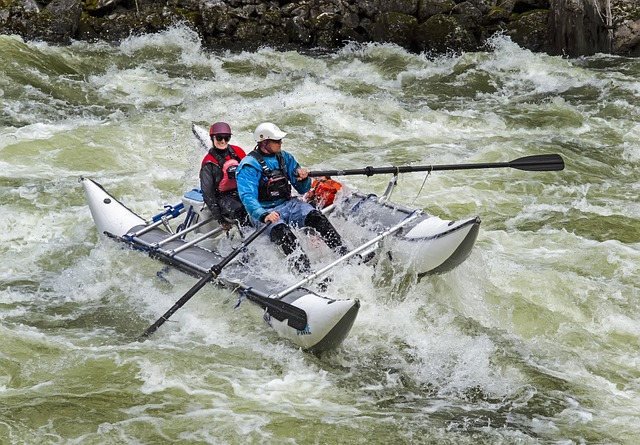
xmin=167 ymin=226 xmax=225 ymax=256
xmin=126 ymin=229 xmax=223 ymax=274
xmin=128 ymin=216 xmax=174 ymax=238
xmin=271 ymin=210 xmax=423 ymax=299
xmin=152 ymin=216 xmax=216 ymax=247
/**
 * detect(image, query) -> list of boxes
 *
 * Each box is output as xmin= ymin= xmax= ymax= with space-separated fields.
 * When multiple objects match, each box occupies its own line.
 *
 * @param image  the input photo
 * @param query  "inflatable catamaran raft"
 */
xmin=81 ymin=179 xmax=479 ymax=351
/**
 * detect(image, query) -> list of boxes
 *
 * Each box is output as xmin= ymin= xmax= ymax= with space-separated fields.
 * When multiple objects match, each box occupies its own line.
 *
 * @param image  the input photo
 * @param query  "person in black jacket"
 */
xmin=199 ymin=122 xmax=250 ymax=230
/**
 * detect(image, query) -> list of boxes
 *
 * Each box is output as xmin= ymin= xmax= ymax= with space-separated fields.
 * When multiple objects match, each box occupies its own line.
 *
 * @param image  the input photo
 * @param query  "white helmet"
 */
xmin=254 ymin=122 xmax=287 ymax=142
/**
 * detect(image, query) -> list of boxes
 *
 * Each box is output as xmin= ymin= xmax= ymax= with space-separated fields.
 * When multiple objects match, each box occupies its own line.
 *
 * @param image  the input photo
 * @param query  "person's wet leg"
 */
xmin=304 ymin=210 xmax=348 ymax=256
xmin=270 ymin=223 xmax=311 ymax=274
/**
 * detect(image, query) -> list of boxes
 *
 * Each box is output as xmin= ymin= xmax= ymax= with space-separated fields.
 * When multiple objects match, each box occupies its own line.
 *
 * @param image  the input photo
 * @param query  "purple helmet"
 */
xmin=209 ymin=122 xmax=232 ymax=136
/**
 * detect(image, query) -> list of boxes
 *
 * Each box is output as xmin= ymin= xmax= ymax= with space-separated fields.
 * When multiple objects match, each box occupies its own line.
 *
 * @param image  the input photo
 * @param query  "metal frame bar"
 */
xmin=271 ymin=210 xmax=423 ymax=299
xmin=152 ymin=216 xmax=216 ymax=247
xmin=166 ymin=226 xmax=225 ymax=256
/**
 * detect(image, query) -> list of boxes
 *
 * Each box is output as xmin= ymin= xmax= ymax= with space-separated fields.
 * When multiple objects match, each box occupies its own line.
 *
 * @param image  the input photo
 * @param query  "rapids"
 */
xmin=1 ymin=27 xmax=639 ymax=444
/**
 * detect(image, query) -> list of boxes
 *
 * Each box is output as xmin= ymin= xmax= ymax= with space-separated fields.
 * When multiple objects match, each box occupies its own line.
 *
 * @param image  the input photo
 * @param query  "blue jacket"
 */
xmin=236 ymin=149 xmax=312 ymax=221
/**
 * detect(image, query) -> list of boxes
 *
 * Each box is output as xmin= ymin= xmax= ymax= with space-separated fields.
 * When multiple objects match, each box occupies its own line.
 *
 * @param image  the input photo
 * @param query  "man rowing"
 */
xmin=235 ymin=122 xmax=348 ymax=274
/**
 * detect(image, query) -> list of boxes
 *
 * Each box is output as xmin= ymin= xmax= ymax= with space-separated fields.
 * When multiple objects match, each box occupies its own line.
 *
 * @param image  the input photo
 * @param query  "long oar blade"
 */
xmin=507 ymin=154 xmax=565 ymax=171
xmin=244 ymin=293 xmax=308 ymax=331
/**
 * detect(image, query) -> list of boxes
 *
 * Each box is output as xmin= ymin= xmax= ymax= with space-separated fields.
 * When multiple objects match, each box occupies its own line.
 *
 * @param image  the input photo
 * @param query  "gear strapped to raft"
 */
xmin=304 ymin=177 xmax=342 ymax=209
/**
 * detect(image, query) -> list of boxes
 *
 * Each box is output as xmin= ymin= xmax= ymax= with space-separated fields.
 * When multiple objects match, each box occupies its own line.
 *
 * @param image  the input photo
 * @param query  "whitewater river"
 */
xmin=1 ymin=27 xmax=639 ymax=444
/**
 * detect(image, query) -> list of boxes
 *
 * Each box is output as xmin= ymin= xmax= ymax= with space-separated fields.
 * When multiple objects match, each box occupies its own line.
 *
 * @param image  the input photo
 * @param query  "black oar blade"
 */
xmin=508 ymin=154 xmax=565 ymax=171
xmin=246 ymin=293 xmax=308 ymax=331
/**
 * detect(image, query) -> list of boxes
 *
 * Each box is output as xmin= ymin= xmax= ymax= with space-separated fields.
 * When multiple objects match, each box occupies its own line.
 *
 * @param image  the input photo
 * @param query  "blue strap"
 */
xmin=176 ymin=205 xmax=195 ymax=234
xmin=151 ymin=203 xmax=185 ymax=223
xmin=235 ymin=287 xmax=252 ymax=309
xmin=350 ymin=194 xmax=377 ymax=214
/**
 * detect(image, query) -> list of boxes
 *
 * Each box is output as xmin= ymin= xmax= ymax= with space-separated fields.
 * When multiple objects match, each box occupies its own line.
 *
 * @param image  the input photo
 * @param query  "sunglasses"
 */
xmin=213 ymin=135 xmax=231 ymax=142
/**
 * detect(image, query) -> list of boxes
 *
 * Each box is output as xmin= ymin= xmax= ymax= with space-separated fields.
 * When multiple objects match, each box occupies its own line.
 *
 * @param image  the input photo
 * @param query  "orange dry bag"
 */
xmin=304 ymin=177 xmax=342 ymax=209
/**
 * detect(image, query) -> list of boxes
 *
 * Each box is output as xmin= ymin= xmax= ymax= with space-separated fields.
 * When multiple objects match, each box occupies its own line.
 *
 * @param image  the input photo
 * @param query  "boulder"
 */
xmin=548 ymin=0 xmax=610 ymax=56
xmin=613 ymin=19 xmax=640 ymax=55
xmin=507 ymin=9 xmax=551 ymax=52
xmin=35 ymin=0 xmax=83 ymax=44
xmin=416 ymin=13 xmax=478 ymax=53
xmin=370 ymin=11 xmax=418 ymax=49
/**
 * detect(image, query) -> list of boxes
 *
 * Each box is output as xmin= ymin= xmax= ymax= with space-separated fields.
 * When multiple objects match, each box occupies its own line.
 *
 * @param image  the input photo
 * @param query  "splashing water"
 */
xmin=1 ymin=28 xmax=639 ymax=444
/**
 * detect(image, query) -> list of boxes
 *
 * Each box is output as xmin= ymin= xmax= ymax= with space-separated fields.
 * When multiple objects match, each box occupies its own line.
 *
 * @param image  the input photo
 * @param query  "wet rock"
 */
xmin=34 ymin=0 xmax=83 ymax=44
xmin=548 ymin=0 xmax=610 ymax=56
xmin=84 ymin=0 xmax=118 ymax=17
xmin=378 ymin=0 xmax=419 ymax=15
xmin=0 ymin=0 xmax=637 ymax=57
xmin=418 ymin=0 xmax=456 ymax=22
xmin=613 ymin=18 xmax=640 ymax=55
xmin=610 ymin=0 xmax=640 ymax=55
xmin=452 ymin=2 xmax=483 ymax=31
xmin=483 ymin=0 xmax=516 ymax=24
xmin=416 ymin=13 xmax=478 ymax=53
xmin=466 ymin=0 xmax=496 ymax=15
xmin=507 ymin=9 xmax=551 ymax=52
xmin=370 ymin=11 xmax=418 ymax=49
xmin=306 ymin=10 xmax=337 ymax=47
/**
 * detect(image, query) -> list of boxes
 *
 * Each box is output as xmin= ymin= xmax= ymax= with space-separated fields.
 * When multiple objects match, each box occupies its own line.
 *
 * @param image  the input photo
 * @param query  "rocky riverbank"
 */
xmin=0 ymin=0 xmax=638 ymax=56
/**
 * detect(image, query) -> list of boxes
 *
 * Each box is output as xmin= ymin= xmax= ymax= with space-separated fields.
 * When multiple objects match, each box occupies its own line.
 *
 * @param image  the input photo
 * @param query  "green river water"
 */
xmin=0 ymin=27 xmax=639 ymax=444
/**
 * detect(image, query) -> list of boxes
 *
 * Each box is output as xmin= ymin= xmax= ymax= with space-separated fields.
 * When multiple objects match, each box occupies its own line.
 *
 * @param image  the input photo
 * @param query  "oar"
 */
xmin=235 ymin=286 xmax=308 ymax=331
xmin=138 ymin=223 xmax=307 ymax=340
xmin=192 ymin=123 xmax=213 ymax=151
xmin=308 ymin=154 xmax=565 ymax=177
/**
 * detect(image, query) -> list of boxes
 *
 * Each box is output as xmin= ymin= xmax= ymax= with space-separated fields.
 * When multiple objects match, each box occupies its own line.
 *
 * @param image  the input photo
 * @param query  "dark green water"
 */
xmin=1 ymin=28 xmax=639 ymax=444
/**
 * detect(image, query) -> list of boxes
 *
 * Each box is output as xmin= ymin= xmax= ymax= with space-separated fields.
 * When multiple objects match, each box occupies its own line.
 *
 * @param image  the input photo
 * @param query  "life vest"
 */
xmin=201 ymin=145 xmax=245 ymax=193
xmin=304 ymin=177 xmax=342 ymax=209
xmin=218 ymin=158 xmax=239 ymax=192
xmin=249 ymin=150 xmax=292 ymax=202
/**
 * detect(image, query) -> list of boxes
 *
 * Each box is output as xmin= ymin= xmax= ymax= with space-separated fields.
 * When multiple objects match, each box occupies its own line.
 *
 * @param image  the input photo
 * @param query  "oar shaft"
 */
xmin=215 ymin=223 xmax=270 ymax=271
xmin=309 ymin=154 xmax=565 ymax=177
xmin=310 ymin=163 xmax=509 ymax=177
xmin=138 ymin=223 xmax=270 ymax=341
xmin=138 ymin=270 xmax=214 ymax=340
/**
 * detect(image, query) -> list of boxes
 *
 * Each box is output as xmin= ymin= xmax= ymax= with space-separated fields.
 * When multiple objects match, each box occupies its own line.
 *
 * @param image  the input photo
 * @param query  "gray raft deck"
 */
xmin=123 ymin=224 xmax=315 ymax=304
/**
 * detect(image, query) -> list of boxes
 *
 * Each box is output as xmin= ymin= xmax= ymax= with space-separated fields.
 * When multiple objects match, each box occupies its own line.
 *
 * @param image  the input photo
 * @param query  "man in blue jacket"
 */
xmin=236 ymin=122 xmax=347 ymax=274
